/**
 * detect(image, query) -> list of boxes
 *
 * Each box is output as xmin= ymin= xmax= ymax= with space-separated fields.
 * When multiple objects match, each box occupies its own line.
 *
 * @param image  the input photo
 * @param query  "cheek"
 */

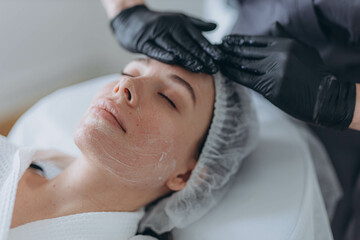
xmin=98 ymin=133 xmax=178 ymax=190
xmin=73 ymin=109 xmax=122 ymax=160
xmin=91 ymin=82 xmax=117 ymax=101
xmin=128 ymin=98 xmax=179 ymax=142
xmin=121 ymin=112 xmax=180 ymax=187
xmin=125 ymin=134 xmax=178 ymax=183
xmin=74 ymin=108 xmax=180 ymax=190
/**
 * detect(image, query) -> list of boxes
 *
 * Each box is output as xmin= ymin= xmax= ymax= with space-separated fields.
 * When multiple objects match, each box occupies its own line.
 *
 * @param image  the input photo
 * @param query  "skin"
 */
xmin=11 ymin=58 xmax=215 ymax=228
xmin=101 ymin=0 xmax=145 ymax=19
xmin=349 ymin=84 xmax=360 ymax=130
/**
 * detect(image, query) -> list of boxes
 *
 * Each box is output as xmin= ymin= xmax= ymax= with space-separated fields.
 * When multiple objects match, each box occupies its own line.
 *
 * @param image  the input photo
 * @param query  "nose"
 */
xmin=113 ymin=77 xmax=140 ymax=108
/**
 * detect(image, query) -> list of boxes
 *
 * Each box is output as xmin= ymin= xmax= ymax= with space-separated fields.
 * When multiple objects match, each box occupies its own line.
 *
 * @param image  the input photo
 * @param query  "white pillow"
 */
xmin=9 ymin=74 xmax=120 ymax=156
xmin=8 ymin=74 xmax=333 ymax=239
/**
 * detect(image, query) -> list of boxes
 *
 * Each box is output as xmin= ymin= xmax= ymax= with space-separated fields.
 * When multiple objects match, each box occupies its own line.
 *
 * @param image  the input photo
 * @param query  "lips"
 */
xmin=91 ymin=99 xmax=127 ymax=132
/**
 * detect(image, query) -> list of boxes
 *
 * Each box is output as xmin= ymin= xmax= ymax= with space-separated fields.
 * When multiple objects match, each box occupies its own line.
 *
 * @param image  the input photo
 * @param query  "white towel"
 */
xmin=0 ymin=136 xmax=153 ymax=240
xmin=8 ymin=211 xmax=145 ymax=240
xmin=0 ymin=135 xmax=36 ymax=240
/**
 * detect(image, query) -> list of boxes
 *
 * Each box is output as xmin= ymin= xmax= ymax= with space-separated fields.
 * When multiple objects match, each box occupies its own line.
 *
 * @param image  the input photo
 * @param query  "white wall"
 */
xmin=0 ymin=0 xmax=207 ymax=121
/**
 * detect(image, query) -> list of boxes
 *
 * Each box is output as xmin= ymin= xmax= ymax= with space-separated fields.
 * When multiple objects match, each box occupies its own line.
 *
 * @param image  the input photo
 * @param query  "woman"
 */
xmin=2 ymin=58 xmax=257 ymax=239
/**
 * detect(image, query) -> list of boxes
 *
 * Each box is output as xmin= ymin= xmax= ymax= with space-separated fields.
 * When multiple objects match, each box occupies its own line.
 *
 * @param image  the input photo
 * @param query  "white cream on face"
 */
xmin=74 ymin=59 xmax=215 ymax=193
xmin=74 ymin=109 xmax=177 ymax=190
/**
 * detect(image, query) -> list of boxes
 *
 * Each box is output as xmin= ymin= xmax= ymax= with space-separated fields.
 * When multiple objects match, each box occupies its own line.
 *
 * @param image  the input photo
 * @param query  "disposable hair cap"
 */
xmin=139 ymin=72 xmax=259 ymax=234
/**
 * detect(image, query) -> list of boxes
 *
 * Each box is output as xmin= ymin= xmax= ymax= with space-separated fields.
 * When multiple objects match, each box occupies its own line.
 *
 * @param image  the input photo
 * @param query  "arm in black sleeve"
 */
xmin=314 ymin=0 xmax=360 ymax=45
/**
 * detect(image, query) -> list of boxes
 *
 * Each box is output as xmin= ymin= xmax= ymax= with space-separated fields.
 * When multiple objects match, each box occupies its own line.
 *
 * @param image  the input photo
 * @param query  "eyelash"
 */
xmin=159 ymin=93 xmax=176 ymax=109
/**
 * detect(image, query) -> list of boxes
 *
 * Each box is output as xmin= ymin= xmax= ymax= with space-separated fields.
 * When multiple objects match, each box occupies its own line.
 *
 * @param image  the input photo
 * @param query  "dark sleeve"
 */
xmin=231 ymin=0 xmax=329 ymax=49
xmin=231 ymin=0 xmax=360 ymax=77
xmin=314 ymin=0 xmax=360 ymax=45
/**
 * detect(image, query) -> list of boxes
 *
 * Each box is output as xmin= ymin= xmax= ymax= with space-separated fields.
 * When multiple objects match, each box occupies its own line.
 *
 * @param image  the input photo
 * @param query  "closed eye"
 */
xmin=159 ymin=93 xmax=176 ymax=109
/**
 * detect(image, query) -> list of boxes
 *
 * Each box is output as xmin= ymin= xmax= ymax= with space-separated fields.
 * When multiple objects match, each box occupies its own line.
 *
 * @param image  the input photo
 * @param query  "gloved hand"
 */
xmin=219 ymin=24 xmax=356 ymax=129
xmin=110 ymin=5 xmax=222 ymax=74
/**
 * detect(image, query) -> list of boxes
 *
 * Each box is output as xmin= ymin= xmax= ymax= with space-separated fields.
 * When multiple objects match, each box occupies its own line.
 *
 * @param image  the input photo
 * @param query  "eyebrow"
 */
xmin=132 ymin=58 xmax=197 ymax=106
xmin=134 ymin=57 xmax=150 ymax=65
xmin=168 ymin=74 xmax=196 ymax=106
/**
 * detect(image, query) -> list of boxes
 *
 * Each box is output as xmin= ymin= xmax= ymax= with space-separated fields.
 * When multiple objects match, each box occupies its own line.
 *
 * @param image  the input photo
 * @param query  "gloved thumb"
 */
xmin=188 ymin=16 xmax=217 ymax=31
xmin=269 ymin=22 xmax=292 ymax=38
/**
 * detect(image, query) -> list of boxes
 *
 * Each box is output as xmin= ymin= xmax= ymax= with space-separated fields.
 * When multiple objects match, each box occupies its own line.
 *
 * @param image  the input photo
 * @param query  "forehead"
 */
xmin=124 ymin=58 xmax=215 ymax=104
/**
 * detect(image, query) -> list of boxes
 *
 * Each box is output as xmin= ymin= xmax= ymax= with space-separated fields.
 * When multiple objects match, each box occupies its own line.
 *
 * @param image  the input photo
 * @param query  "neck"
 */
xmin=42 ymin=155 xmax=160 ymax=216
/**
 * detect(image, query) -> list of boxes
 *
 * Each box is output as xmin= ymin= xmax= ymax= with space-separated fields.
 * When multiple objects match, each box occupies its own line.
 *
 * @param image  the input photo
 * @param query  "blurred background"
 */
xmin=0 ymin=0 xmax=236 ymax=136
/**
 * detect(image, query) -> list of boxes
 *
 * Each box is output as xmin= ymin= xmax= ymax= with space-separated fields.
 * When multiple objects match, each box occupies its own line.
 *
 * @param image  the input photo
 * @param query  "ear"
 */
xmin=166 ymin=159 xmax=197 ymax=191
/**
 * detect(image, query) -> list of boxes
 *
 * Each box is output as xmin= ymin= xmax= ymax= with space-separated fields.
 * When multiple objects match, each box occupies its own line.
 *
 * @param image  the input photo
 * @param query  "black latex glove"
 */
xmin=110 ymin=5 xmax=222 ymax=74
xmin=219 ymin=24 xmax=356 ymax=129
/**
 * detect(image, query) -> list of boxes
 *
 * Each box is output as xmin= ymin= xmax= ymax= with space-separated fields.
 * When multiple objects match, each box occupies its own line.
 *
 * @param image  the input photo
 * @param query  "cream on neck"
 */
xmin=40 ymin=155 xmax=169 ymax=217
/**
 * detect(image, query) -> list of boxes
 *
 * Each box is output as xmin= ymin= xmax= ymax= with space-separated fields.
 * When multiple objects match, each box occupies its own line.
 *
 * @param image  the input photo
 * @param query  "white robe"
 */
xmin=0 ymin=136 xmax=156 ymax=240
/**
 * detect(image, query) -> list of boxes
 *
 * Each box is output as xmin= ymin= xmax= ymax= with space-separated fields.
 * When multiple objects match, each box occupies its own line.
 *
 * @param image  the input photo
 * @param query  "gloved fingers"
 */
xmin=220 ymin=53 xmax=263 ymax=75
xmin=221 ymin=46 xmax=288 ymax=77
xmin=222 ymin=34 xmax=274 ymax=48
xmin=154 ymin=36 xmax=205 ymax=72
xmin=220 ymin=65 xmax=260 ymax=89
xmin=219 ymin=42 xmax=267 ymax=74
xmin=141 ymin=41 xmax=177 ymax=64
xmin=187 ymin=16 xmax=217 ymax=31
xmin=220 ymin=43 xmax=268 ymax=59
xmin=187 ymin=26 xmax=223 ymax=61
xmin=172 ymin=31 xmax=218 ymax=74
xmin=222 ymin=34 xmax=306 ymax=61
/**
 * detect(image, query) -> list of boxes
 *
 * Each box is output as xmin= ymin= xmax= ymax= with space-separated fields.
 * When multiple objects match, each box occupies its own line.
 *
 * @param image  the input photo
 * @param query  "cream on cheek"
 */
xmin=74 ymin=104 xmax=178 ymax=190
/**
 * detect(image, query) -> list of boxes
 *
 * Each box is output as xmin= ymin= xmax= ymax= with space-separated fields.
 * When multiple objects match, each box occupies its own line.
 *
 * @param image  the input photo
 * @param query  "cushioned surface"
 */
xmin=8 ymin=75 xmax=333 ymax=239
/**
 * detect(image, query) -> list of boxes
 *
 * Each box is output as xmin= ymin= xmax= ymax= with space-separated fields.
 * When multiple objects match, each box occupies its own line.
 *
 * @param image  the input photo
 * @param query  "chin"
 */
xmin=73 ymin=113 xmax=107 ymax=158
xmin=73 ymin=112 xmax=126 ymax=169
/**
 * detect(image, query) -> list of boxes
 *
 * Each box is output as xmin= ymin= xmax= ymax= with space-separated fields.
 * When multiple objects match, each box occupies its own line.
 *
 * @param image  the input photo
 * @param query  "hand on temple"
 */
xmin=110 ymin=5 xmax=222 ymax=74
xmin=218 ymin=23 xmax=357 ymax=130
xmin=103 ymin=2 xmax=359 ymax=131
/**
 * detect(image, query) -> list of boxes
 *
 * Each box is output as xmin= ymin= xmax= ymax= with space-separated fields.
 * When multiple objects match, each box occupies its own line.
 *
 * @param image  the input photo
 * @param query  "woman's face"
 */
xmin=74 ymin=58 xmax=215 ymax=191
